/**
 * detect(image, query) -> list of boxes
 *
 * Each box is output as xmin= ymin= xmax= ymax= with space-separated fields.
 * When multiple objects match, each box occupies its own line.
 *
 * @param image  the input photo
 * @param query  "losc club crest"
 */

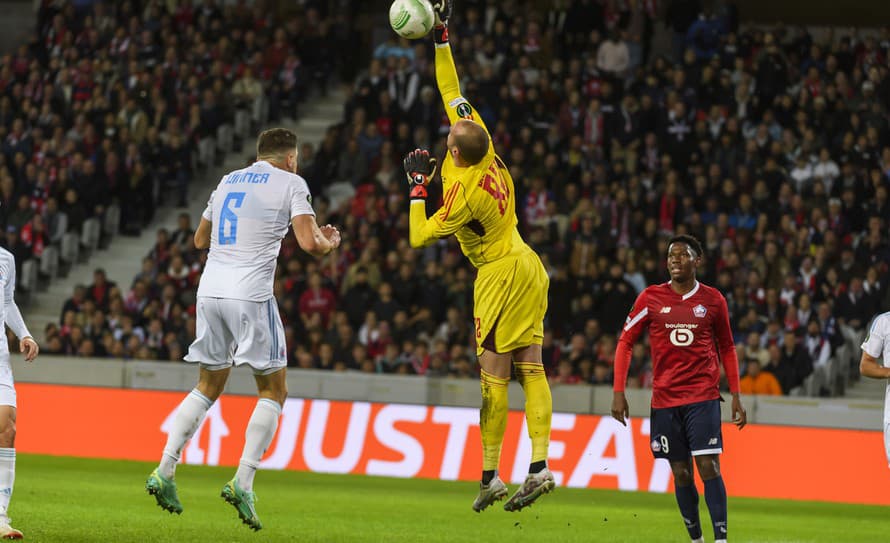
xmin=693 ymin=304 xmax=707 ymax=318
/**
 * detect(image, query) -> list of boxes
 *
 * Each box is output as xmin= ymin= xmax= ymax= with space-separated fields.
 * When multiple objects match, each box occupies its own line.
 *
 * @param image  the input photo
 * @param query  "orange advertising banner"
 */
xmin=14 ymin=383 xmax=890 ymax=505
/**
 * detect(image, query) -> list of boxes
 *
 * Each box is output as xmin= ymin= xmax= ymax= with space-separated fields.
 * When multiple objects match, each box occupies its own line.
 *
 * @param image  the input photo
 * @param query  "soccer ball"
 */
xmin=389 ymin=0 xmax=435 ymax=40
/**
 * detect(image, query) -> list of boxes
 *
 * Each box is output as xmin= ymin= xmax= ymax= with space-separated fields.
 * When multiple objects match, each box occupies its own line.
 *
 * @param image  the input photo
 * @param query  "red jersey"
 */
xmin=618 ymin=281 xmax=738 ymax=408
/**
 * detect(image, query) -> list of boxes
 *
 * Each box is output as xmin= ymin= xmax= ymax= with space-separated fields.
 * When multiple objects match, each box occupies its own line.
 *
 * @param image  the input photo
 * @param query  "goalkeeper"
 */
xmin=404 ymin=0 xmax=554 ymax=513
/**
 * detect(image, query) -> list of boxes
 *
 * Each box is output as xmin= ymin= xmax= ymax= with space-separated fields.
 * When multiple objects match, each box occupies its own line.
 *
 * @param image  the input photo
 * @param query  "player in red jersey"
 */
xmin=611 ymin=235 xmax=746 ymax=543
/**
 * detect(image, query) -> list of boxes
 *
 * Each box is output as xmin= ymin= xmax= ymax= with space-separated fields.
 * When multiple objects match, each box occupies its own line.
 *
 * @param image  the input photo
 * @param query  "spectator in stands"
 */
xmin=740 ymin=359 xmax=782 ymax=395
xmin=804 ymin=319 xmax=833 ymax=395
xmin=169 ymin=214 xmax=194 ymax=250
xmin=86 ymin=268 xmax=115 ymax=312
xmin=836 ymin=277 xmax=874 ymax=341
xmin=778 ymin=330 xmax=814 ymax=394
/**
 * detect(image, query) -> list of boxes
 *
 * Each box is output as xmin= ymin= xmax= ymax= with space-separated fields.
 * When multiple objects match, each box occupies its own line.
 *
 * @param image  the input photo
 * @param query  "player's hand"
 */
xmin=432 ymin=0 xmax=452 ymax=27
xmin=731 ymin=393 xmax=747 ymax=429
xmin=20 ymin=336 xmax=38 ymax=362
xmin=320 ymin=224 xmax=341 ymax=250
xmin=403 ymin=148 xmax=437 ymax=201
xmin=610 ymin=392 xmax=629 ymax=426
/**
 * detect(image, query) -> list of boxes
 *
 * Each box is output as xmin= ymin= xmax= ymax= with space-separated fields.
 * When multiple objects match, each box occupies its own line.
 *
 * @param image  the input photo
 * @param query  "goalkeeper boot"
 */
xmin=145 ymin=468 xmax=183 ymax=514
xmin=221 ymin=478 xmax=262 ymax=531
xmin=0 ymin=522 xmax=22 ymax=540
xmin=472 ymin=476 xmax=508 ymax=512
xmin=504 ymin=468 xmax=555 ymax=512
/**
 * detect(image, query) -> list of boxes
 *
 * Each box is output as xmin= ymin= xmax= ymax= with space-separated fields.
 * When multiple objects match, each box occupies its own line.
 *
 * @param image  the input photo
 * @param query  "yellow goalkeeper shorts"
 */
xmin=473 ymin=247 xmax=548 ymax=356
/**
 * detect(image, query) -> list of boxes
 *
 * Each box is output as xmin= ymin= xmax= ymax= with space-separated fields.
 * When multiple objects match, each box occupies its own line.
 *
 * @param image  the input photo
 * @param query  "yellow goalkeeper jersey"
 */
xmin=409 ymin=43 xmax=530 ymax=269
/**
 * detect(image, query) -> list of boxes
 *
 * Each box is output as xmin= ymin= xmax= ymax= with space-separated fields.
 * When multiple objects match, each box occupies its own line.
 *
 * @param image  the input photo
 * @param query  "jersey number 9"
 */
xmin=219 ymin=192 xmax=246 ymax=245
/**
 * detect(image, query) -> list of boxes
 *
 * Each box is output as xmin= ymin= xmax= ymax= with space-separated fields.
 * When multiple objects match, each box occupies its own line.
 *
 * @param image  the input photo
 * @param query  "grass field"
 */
xmin=7 ymin=454 xmax=886 ymax=542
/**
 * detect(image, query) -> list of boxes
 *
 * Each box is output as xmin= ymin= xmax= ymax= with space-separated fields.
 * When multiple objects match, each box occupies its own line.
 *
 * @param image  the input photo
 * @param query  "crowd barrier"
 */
xmin=15 ymin=382 xmax=890 ymax=506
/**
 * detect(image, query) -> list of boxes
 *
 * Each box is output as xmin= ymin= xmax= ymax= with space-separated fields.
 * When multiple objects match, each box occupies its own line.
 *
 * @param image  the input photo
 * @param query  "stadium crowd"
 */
xmin=32 ymin=1 xmax=890 ymax=397
xmin=0 ymin=0 xmax=344 ymax=282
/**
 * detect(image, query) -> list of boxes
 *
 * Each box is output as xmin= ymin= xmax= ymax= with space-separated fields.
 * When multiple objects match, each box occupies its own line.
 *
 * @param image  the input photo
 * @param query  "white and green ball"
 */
xmin=389 ymin=0 xmax=435 ymax=40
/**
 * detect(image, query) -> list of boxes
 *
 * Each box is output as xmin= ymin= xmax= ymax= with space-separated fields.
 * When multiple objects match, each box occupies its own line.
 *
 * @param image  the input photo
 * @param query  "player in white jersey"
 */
xmin=146 ymin=128 xmax=340 ymax=530
xmin=860 ymin=311 xmax=890 ymax=468
xmin=0 ymin=248 xmax=39 ymax=540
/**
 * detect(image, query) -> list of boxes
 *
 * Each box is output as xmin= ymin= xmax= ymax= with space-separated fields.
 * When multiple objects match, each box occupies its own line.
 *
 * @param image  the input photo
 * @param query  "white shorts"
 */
xmin=185 ymin=297 xmax=286 ymax=375
xmin=0 ymin=357 xmax=15 ymax=408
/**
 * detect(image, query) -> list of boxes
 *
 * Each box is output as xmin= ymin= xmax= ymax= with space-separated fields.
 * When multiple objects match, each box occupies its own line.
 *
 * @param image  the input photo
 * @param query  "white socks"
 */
xmin=0 ymin=448 xmax=14 ymax=523
xmin=235 ymin=398 xmax=282 ymax=492
xmin=158 ymin=391 xmax=282 ymax=492
xmin=159 ymin=389 xmax=213 ymax=479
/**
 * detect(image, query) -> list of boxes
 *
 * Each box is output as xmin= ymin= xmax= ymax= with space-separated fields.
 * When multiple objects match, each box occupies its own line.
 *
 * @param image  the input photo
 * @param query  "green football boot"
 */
xmin=221 ymin=478 xmax=262 ymax=531
xmin=145 ymin=468 xmax=183 ymax=514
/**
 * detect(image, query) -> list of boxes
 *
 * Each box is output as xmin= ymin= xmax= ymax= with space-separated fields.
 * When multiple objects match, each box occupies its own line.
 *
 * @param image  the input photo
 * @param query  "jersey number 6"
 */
xmin=219 ymin=192 xmax=246 ymax=245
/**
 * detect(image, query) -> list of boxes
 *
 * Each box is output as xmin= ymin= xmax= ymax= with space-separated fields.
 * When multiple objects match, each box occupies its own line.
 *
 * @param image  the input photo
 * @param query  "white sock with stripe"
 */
xmin=0 ymin=448 xmax=14 ymax=524
xmin=235 ymin=398 xmax=282 ymax=492
xmin=159 ymin=389 xmax=213 ymax=479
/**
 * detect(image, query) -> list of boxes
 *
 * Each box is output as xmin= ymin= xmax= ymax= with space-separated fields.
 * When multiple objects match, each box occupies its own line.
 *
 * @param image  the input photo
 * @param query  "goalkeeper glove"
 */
xmin=432 ymin=0 xmax=452 ymax=27
xmin=403 ymin=148 xmax=437 ymax=202
xmin=432 ymin=0 xmax=452 ymax=43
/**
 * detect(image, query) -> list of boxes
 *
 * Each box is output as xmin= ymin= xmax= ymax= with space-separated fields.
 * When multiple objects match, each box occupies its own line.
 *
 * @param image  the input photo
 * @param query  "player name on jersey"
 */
xmin=224 ymin=172 xmax=271 ymax=184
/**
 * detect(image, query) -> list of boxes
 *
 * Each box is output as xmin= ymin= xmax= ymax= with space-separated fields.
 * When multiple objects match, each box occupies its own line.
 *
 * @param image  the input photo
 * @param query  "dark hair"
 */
xmin=668 ymin=234 xmax=703 ymax=258
xmin=257 ymin=128 xmax=298 ymax=158
xmin=453 ymin=120 xmax=489 ymax=165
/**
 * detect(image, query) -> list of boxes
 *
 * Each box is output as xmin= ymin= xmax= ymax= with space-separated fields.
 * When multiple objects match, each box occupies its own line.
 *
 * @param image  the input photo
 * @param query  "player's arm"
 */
xmin=860 ymin=352 xmax=890 ymax=378
xmin=194 ymin=218 xmax=211 ymax=249
xmin=194 ymin=190 xmax=214 ymax=249
xmin=3 ymin=259 xmax=37 ymax=362
xmin=714 ymin=295 xmax=746 ymax=429
xmin=432 ymin=1 xmax=491 ymax=135
xmin=292 ymin=215 xmax=339 ymax=257
xmin=289 ymin=181 xmax=340 ymax=257
xmin=404 ymin=149 xmax=469 ymax=248
xmin=611 ymin=290 xmax=650 ymax=426
xmin=860 ymin=316 xmax=889 ymax=378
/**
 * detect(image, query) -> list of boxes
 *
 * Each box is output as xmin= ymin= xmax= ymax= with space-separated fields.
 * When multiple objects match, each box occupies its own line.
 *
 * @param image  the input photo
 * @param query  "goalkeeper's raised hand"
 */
xmin=403 ymin=148 xmax=437 ymax=202
xmin=432 ymin=0 xmax=452 ymax=27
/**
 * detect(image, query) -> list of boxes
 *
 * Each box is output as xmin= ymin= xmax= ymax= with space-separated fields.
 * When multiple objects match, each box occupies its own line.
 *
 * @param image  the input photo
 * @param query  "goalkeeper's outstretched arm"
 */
xmin=403 ymin=148 xmax=471 ymax=248
xmin=433 ymin=2 xmax=490 ymax=134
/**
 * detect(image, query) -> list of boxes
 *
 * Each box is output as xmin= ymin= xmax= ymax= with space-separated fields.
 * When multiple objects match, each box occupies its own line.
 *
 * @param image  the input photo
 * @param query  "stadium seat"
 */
xmin=81 ymin=218 xmax=101 ymax=255
xmin=198 ymin=137 xmax=216 ymax=169
xmin=40 ymin=246 xmax=59 ymax=281
xmin=60 ymin=232 xmax=80 ymax=268
xmin=19 ymin=259 xmax=38 ymax=294
xmin=104 ymin=204 xmax=121 ymax=239
xmin=217 ymin=124 xmax=234 ymax=155
xmin=235 ymin=109 xmax=250 ymax=139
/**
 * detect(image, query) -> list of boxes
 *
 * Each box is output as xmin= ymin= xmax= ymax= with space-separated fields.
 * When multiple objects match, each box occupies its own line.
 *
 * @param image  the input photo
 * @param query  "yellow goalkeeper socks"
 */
xmin=515 ymin=362 xmax=552 ymax=465
xmin=479 ymin=369 xmax=509 ymax=472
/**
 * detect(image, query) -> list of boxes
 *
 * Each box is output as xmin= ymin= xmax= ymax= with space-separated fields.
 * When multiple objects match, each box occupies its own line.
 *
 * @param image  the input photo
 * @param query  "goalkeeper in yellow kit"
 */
xmin=404 ymin=0 xmax=554 ymax=513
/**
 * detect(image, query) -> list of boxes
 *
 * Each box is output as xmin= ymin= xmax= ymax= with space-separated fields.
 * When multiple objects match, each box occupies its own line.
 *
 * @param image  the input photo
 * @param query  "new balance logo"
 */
xmin=660 ymin=306 xmax=672 ymax=313
xmin=708 ymin=438 xmax=718 ymax=445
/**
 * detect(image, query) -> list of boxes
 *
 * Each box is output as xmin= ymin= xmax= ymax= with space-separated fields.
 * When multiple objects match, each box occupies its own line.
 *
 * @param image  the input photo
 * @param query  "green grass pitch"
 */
xmin=9 ymin=454 xmax=887 ymax=542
